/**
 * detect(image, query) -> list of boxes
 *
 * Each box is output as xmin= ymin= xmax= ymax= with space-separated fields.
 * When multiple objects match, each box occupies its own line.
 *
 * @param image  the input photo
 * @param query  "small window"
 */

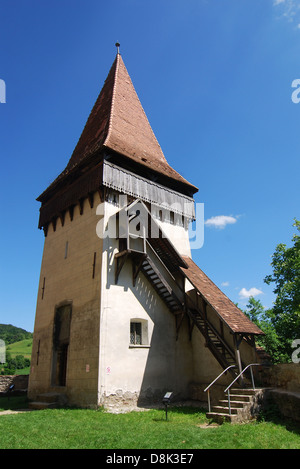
xmin=129 ymin=319 xmax=149 ymax=347
xmin=130 ymin=322 xmax=141 ymax=345
xmin=170 ymin=211 xmax=175 ymax=225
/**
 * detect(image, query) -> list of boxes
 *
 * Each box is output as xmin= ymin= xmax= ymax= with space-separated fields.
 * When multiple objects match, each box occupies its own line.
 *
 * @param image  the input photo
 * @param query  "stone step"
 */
xmin=212 ymin=406 xmax=238 ymax=414
xmin=219 ymin=399 xmax=244 ymax=408
xmin=29 ymin=392 xmax=67 ymax=410
xmin=231 ymin=388 xmax=259 ymax=395
xmin=36 ymin=392 xmax=61 ymax=403
xmin=228 ymin=394 xmax=251 ymax=402
xmin=207 ymin=387 xmax=270 ymax=424
xmin=206 ymin=412 xmax=232 ymax=423
xmin=28 ymin=401 xmax=57 ymax=410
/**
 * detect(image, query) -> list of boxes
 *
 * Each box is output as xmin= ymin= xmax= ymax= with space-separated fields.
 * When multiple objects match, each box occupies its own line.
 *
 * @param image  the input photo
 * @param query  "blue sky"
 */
xmin=0 ymin=0 xmax=299 ymax=332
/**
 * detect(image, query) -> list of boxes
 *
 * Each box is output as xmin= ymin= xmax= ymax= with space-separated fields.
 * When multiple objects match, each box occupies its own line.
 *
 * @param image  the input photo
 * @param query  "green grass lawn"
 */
xmin=0 ymin=396 xmax=299 ymax=449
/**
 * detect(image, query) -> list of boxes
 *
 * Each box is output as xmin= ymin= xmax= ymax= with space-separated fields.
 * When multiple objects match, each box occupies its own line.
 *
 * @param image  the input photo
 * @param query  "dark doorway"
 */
xmin=52 ymin=304 xmax=71 ymax=386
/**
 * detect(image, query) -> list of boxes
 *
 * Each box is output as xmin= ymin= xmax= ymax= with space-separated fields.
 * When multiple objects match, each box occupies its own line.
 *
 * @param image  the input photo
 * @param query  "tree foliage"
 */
xmin=0 ymin=324 xmax=32 ymax=345
xmin=1 ymin=351 xmax=31 ymax=375
xmin=243 ymin=220 xmax=300 ymax=363
xmin=263 ymin=219 xmax=300 ymax=361
xmin=244 ymin=297 xmax=287 ymax=363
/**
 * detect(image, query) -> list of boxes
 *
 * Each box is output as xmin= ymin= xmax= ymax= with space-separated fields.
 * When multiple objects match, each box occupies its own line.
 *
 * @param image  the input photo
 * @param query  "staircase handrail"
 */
xmin=224 ymin=363 xmax=260 ymax=393
xmin=224 ymin=363 xmax=260 ymax=415
xmin=203 ymin=365 xmax=237 ymax=412
xmin=186 ymin=306 xmax=236 ymax=363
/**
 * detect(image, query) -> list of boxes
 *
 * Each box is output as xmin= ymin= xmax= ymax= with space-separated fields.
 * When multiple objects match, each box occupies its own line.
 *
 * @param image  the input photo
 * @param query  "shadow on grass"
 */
xmin=0 ymin=395 xmax=29 ymax=411
xmin=151 ymin=405 xmax=208 ymax=423
xmin=166 ymin=406 xmax=207 ymax=415
xmin=257 ymin=400 xmax=300 ymax=436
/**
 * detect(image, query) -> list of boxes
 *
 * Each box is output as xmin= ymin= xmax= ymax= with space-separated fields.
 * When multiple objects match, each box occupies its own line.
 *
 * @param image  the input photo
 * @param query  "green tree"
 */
xmin=244 ymin=297 xmax=265 ymax=324
xmin=243 ymin=297 xmax=285 ymax=363
xmin=264 ymin=219 xmax=300 ymax=361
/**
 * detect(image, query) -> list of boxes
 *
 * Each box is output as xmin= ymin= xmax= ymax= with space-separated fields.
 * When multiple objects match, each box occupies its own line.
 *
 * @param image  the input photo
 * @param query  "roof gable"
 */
xmin=39 ymin=53 xmax=197 ymax=201
xmin=181 ymin=256 xmax=264 ymax=335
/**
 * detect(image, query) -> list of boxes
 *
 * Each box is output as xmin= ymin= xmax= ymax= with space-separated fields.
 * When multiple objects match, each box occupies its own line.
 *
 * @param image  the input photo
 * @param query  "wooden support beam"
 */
xmin=115 ymin=252 xmax=128 ymax=284
xmin=187 ymin=315 xmax=194 ymax=341
xmin=59 ymin=210 xmax=66 ymax=227
xmin=175 ymin=312 xmax=185 ymax=341
xmin=132 ymin=255 xmax=146 ymax=287
xmin=68 ymin=205 xmax=75 ymax=221
xmin=51 ymin=218 xmax=57 ymax=232
xmin=202 ymin=298 xmax=210 ymax=346
xmin=98 ymin=188 xmax=104 ymax=203
xmin=88 ymin=192 xmax=94 ymax=209
xmin=234 ymin=333 xmax=244 ymax=383
xmin=43 ymin=224 xmax=49 ymax=237
xmin=79 ymin=198 xmax=84 ymax=215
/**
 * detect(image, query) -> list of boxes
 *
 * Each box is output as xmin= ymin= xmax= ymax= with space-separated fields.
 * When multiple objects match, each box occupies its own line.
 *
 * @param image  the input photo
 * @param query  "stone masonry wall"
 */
xmin=0 ymin=375 xmax=29 ymax=393
xmin=261 ymin=364 xmax=300 ymax=423
xmin=261 ymin=363 xmax=300 ymax=393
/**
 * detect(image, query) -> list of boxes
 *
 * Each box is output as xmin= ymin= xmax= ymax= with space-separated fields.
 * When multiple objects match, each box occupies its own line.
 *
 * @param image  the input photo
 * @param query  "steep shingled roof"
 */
xmin=38 ymin=53 xmax=197 ymax=201
xmin=181 ymin=256 xmax=264 ymax=335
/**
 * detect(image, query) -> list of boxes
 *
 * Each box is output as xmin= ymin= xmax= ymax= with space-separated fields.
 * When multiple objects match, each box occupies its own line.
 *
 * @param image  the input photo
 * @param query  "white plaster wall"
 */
xmin=98 ymin=201 xmax=193 ymax=405
xmin=154 ymin=216 xmax=191 ymax=258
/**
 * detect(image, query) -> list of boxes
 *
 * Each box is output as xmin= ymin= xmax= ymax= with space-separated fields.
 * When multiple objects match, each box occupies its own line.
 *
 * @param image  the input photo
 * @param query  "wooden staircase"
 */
xmin=186 ymin=308 xmax=238 ymax=374
xmin=131 ymin=249 xmax=239 ymax=374
xmin=116 ymin=242 xmax=240 ymax=377
xmin=139 ymin=256 xmax=183 ymax=314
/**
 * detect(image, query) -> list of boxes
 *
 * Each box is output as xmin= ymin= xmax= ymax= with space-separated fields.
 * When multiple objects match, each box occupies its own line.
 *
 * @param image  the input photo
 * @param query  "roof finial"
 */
xmin=115 ymin=42 xmax=120 ymax=54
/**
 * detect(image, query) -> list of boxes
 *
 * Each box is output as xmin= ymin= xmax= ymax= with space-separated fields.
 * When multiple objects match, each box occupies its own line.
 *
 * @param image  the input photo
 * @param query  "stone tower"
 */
xmin=28 ymin=51 xmax=263 ymax=408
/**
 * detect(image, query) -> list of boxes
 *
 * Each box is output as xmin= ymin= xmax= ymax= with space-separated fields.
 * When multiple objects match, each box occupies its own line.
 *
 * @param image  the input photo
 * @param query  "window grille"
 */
xmin=130 ymin=322 xmax=142 ymax=345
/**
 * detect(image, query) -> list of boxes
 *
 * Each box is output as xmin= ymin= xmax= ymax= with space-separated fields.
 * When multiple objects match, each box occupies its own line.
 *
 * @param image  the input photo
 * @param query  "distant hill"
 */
xmin=0 ymin=324 xmax=33 ymax=345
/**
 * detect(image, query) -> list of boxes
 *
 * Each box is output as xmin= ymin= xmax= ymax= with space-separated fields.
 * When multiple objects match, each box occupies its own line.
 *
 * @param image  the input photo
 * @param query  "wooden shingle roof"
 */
xmin=38 ymin=53 xmax=197 ymax=202
xmin=181 ymin=256 xmax=264 ymax=335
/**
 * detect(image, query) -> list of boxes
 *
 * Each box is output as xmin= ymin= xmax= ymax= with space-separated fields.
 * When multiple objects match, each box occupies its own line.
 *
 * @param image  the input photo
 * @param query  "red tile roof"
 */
xmin=104 ymin=54 xmax=191 ymax=186
xmin=181 ymin=256 xmax=264 ymax=335
xmin=39 ymin=53 xmax=197 ymax=200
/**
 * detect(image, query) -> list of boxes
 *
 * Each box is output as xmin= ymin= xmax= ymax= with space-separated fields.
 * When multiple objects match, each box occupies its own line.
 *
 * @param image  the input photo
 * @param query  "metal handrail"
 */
xmin=224 ymin=363 xmax=260 ymax=415
xmin=204 ymin=365 xmax=237 ymax=413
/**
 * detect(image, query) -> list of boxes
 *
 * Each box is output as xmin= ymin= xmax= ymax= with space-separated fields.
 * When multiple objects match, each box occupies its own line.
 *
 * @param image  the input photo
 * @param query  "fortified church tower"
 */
xmin=28 ymin=48 xmax=263 ymax=408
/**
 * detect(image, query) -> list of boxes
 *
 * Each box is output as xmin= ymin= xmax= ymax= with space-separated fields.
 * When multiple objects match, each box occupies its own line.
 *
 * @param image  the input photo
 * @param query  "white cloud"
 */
xmin=205 ymin=215 xmax=238 ymax=230
xmin=273 ymin=0 xmax=300 ymax=23
xmin=221 ymin=281 xmax=229 ymax=287
xmin=239 ymin=287 xmax=263 ymax=299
